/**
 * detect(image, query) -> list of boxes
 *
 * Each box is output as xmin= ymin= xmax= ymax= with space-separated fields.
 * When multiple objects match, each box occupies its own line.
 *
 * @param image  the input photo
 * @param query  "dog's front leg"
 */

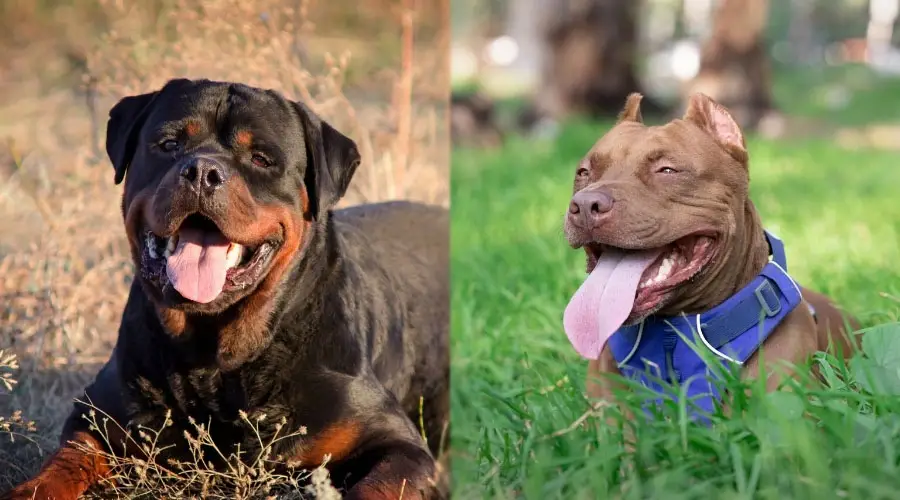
xmin=585 ymin=346 xmax=641 ymax=457
xmin=311 ymin=390 xmax=439 ymax=500
xmin=586 ymin=346 xmax=633 ymax=425
xmin=2 ymin=357 xmax=128 ymax=500
xmin=340 ymin=440 xmax=437 ymax=500
xmin=1 ymin=430 xmax=111 ymax=500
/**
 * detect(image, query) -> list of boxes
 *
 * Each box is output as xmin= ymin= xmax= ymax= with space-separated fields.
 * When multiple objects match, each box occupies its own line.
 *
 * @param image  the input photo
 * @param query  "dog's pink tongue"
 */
xmin=165 ymin=228 xmax=230 ymax=304
xmin=563 ymin=248 xmax=663 ymax=359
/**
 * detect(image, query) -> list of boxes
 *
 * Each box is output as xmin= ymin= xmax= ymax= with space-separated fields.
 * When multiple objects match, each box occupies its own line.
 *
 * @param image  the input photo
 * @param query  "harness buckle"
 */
xmin=754 ymin=279 xmax=781 ymax=317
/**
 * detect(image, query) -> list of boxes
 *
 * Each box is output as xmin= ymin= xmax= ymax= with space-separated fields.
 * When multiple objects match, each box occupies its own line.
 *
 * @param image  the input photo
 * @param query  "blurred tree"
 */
xmin=506 ymin=0 xmax=542 ymax=86
xmin=868 ymin=0 xmax=899 ymax=56
xmin=532 ymin=0 xmax=659 ymax=121
xmin=787 ymin=0 xmax=816 ymax=63
xmin=683 ymin=0 xmax=775 ymax=131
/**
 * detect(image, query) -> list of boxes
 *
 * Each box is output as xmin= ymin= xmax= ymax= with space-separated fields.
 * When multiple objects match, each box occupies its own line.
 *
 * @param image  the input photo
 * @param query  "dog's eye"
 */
xmin=159 ymin=139 xmax=180 ymax=152
xmin=576 ymin=167 xmax=589 ymax=178
xmin=251 ymin=153 xmax=273 ymax=168
xmin=656 ymin=166 xmax=678 ymax=174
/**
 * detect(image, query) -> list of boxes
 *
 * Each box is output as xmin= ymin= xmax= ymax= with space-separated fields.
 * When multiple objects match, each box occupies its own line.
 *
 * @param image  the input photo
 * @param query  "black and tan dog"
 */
xmin=3 ymin=79 xmax=449 ymax=500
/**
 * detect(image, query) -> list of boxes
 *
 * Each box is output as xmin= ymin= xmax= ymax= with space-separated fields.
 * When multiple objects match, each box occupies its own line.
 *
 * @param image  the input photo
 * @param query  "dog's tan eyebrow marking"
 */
xmin=235 ymin=130 xmax=254 ymax=148
xmin=184 ymin=120 xmax=201 ymax=137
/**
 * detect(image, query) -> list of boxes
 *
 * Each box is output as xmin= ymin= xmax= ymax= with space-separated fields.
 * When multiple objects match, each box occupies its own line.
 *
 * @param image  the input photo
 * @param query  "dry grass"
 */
xmin=0 ymin=0 xmax=448 ymax=497
xmin=71 ymin=404 xmax=338 ymax=499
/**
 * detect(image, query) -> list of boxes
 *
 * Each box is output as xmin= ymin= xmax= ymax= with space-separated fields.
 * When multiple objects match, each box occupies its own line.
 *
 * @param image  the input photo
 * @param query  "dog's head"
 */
xmin=564 ymin=92 xmax=753 ymax=324
xmin=107 ymin=78 xmax=360 ymax=315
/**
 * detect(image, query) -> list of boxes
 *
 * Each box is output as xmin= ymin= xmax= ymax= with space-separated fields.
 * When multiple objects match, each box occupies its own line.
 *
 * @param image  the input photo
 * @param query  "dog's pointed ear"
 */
xmin=683 ymin=93 xmax=748 ymax=163
xmin=106 ymin=91 xmax=160 ymax=185
xmin=616 ymin=93 xmax=644 ymax=124
xmin=294 ymin=102 xmax=361 ymax=219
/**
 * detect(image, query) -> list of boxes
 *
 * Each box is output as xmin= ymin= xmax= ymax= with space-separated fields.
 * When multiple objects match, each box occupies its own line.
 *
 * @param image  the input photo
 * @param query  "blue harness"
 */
xmin=607 ymin=231 xmax=810 ymax=419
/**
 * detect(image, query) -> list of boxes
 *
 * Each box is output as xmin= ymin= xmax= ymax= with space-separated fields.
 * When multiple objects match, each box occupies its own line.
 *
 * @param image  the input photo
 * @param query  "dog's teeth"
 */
xmin=640 ymin=254 xmax=679 ymax=289
xmin=164 ymin=235 xmax=178 ymax=258
xmin=656 ymin=256 xmax=675 ymax=280
xmin=146 ymin=234 xmax=159 ymax=259
xmin=226 ymin=243 xmax=244 ymax=269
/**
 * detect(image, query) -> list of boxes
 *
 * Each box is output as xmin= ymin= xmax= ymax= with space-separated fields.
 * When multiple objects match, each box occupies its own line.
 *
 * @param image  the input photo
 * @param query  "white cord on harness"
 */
xmin=616 ymin=320 xmax=644 ymax=368
xmin=695 ymin=314 xmax=742 ymax=365
xmin=766 ymin=230 xmax=804 ymax=299
xmin=768 ymin=259 xmax=803 ymax=299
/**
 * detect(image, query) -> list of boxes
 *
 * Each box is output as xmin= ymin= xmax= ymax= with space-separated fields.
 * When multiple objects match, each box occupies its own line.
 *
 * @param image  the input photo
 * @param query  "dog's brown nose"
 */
xmin=569 ymin=189 xmax=614 ymax=225
xmin=180 ymin=157 xmax=227 ymax=195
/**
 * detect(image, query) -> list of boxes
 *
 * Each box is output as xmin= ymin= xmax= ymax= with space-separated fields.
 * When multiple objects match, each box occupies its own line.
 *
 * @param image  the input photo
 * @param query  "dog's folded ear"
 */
xmin=293 ymin=102 xmax=361 ymax=219
xmin=106 ymin=91 xmax=161 ymax=185
xmin=683 ymin=93 xmax=748 ymax=163
xmin=617 ymin=93 xmax=644 ymax=124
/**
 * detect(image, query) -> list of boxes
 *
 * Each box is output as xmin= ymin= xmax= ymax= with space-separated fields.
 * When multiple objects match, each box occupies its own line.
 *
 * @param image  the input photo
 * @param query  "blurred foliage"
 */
xmin=452 ymin=0 xmax=882 ymax=47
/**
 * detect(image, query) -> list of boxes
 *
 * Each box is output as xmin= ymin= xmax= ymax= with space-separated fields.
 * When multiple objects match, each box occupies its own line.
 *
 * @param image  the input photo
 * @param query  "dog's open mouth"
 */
xmin=591 ymin=234 xmax=716 ymax=318
xmin=586 ymin=235 xmax=713 ymax=319
xmin=563 ymin=233 xmax=715 ymax=358
xmin=140 ymin=214 xmax=279 ymax=304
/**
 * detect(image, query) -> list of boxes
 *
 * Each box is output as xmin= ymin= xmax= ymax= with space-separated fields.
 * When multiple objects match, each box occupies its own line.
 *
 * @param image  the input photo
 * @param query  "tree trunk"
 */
xmin=684 ymin=0 xmax=774 ymax=131
xmin=787 ymin=0 xmax=816 ymax=64
xmin=867 ymin=0 xmax=900 ymax=58
xmin=506 ymin=0 xmax=543 ymax=88
xmin=534 ymin=0 xmax=655 ymax=120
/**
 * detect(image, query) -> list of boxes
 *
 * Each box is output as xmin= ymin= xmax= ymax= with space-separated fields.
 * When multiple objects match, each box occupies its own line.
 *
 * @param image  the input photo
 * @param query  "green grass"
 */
xmin=772 ymin=64 xmax=900 ymax=126
xmin=450 ymin=116 xmax=900 ymax=498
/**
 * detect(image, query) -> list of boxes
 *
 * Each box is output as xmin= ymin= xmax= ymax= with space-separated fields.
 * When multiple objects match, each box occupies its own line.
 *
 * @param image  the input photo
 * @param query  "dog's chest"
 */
xmin=172 ymin=368 xmax=255 ymax=416
xmin=128 ymin=367 xmax=298 ymax=459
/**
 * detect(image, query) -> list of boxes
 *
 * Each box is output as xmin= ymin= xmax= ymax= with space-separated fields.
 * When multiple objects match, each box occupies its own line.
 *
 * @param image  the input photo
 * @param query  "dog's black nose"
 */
xmin=570 ymin=189 xmax=614 ymax=225
xmin=180 ymin=158 xmax=226 ymax=194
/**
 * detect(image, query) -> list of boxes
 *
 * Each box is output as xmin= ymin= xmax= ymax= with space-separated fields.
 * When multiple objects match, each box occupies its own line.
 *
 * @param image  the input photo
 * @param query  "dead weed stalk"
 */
xmin=73 ymin=402 xmax=340 ymax=499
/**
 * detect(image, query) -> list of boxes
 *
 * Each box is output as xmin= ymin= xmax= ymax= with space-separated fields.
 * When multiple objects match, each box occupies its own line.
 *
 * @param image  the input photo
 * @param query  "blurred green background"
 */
xmin=450 ymin=0 xmax=900 ymax=497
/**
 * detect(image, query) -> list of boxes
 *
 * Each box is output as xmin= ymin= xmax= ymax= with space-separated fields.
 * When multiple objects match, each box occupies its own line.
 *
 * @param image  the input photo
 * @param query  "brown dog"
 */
xmin=562 ymin=92 xmax=859 ymax=416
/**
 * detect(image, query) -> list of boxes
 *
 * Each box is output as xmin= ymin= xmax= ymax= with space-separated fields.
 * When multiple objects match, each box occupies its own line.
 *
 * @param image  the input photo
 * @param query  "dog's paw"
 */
xmin=2 ymin=477 xmax=81 ymax=500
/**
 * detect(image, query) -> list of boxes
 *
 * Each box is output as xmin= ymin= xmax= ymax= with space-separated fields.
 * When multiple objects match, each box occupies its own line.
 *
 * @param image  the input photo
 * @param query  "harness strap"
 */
xmin=693 ymin=231 xmax=791 ymax=350
xmin=766 ymin=231 xmax=787 ymax=270
xmin=701 ymin=277 xmax=785 ymax=349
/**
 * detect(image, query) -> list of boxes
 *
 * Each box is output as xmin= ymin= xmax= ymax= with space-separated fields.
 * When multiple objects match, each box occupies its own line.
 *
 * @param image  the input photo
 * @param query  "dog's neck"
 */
xmin=148 ymin=215 xmax=337 ymax=372
xmin=665 ymin=199 xmax=770 ymax=315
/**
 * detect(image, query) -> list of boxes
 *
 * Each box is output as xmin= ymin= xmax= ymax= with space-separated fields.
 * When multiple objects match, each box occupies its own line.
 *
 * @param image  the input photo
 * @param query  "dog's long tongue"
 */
xmin=165 ymin=228 xmax=230 ymax=304
xmin=563 ymin=248 xmax=663 ymax=359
